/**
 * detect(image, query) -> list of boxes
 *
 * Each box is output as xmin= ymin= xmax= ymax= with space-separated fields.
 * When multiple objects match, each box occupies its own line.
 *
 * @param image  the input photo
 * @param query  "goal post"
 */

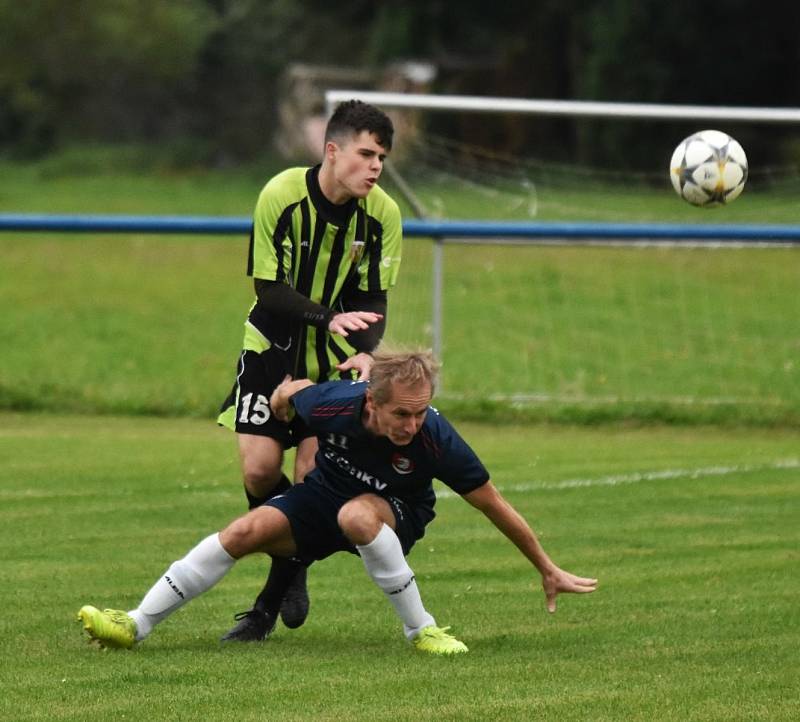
xmin=323 ymin=90 xmax=800 ymax=423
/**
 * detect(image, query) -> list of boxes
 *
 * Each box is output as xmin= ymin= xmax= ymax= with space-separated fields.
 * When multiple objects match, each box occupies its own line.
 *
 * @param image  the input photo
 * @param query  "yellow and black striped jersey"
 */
xmin=242 ymin=165 xmax=402 ymax=381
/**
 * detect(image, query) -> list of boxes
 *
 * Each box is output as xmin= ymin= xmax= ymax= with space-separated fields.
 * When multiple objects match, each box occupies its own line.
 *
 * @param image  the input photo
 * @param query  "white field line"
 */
xmin=440 ymin=392 xmax=790 ymax=407
xmin=436 ymin=458 xmax=800 ymax=499
xmin=3 ymin=461 xmax=797 ymax=501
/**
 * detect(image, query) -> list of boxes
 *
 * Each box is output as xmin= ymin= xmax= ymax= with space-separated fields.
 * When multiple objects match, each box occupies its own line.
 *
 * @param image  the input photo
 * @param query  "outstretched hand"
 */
xmin=541 ymin=566 xmax=598 ymax=613
xmin=328 ymin=311 xmax=383 ymax=337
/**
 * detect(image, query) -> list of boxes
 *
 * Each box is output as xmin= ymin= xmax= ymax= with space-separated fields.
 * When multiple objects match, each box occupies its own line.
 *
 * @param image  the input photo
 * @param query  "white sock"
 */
xmin=128 ymin=533 xmax=235 ymax=640
xmin=356 ymin=523 xmax=435 ymax=640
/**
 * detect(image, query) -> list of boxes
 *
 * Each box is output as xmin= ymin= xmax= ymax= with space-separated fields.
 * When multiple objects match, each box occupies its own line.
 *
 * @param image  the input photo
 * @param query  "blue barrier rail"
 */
xmin=1 ymin=212 xmax=799 ymax=244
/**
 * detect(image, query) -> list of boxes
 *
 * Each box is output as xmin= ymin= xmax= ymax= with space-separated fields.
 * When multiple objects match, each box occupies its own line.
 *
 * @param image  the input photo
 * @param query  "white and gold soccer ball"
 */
xmin=670 ymin=130 xmax=748 ymax=207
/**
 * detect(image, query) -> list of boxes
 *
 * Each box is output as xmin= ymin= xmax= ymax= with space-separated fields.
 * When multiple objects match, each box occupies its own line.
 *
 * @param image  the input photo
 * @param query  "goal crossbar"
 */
xmin=325 ymin=90 xmax=800 ymax=124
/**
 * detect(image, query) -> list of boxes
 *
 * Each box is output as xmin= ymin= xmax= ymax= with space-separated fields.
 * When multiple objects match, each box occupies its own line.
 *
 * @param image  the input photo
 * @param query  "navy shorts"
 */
xmin=265 ymin=477 xmax=436 ymax=563
xmin=218 ymin=348 xmax=314 ymax=447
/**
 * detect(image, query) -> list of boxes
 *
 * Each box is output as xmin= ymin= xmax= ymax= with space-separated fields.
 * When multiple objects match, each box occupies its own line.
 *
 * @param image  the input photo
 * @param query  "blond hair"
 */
xmin=368 ymin=347 xmax=440 ymax=405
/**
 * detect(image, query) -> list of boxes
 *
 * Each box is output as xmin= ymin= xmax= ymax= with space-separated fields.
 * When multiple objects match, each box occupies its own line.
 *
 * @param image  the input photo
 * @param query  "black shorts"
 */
xmin=217 ymin=349 xmax=314 ymax=447
xmin=265 ymin=477 xmax=436 ymax=563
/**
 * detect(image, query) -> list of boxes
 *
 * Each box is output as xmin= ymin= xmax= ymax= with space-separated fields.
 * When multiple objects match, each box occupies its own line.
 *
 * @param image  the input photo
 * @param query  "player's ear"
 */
xmin=324 ymin=140 xmax=339 ymax=161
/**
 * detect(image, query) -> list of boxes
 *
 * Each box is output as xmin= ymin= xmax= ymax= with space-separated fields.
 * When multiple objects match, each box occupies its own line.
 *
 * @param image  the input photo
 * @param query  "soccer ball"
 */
xmin=669 ymin=130 xmax=748 ymax=207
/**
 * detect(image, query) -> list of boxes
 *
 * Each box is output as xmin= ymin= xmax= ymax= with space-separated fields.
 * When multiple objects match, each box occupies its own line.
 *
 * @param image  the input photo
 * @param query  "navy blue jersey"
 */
xmin=291 ymin=380 xmax=489 ymax=508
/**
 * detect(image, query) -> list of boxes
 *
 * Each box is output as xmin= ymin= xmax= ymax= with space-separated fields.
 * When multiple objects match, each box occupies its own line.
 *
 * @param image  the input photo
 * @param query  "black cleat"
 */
xmin=220 ymin=609 xmax=276 ymax=642
xmin=279 ymin=566 xmax=310 ymax=629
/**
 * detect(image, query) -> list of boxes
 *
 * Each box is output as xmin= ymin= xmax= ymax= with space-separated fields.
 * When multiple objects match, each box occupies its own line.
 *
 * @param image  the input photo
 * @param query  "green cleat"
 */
xmin=411 ymin=625 xmax=468 ymax=656
xmin=77 ymin=605 xmax=137 ymax=649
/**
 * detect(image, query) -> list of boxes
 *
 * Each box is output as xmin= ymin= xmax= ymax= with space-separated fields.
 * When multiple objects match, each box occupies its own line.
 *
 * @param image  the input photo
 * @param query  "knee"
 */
xmin=241 ymin=457 xmax=282 ymax=496
xmin=337 ymin=498 xmax=385 ymax=546
xmin=238 ymin=435 xmax=284 ymax=496
xmin=220 ymin=512 xmax=265 ymax=558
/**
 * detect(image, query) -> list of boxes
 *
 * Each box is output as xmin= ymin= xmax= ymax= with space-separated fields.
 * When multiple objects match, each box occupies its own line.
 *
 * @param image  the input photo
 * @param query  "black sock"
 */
xmin=254 ymin=557 xmax=307 ymax=617
xmin=244 ymin=473 xmax=292 ymax=510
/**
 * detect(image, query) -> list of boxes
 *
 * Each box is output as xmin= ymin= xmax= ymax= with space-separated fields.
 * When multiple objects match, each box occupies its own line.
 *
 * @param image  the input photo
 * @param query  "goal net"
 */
xmin=340 ymin=92 xmax=800 ymax=424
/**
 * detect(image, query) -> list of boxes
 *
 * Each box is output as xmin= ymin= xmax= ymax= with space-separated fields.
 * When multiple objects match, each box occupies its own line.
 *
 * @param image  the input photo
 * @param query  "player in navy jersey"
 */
xmin=78 ymin=351 xmax=597 ymax=655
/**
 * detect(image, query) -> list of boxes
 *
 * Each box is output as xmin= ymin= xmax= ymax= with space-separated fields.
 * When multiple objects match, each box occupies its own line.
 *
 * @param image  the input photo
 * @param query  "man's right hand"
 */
xmin=328 ymin=311 xmax=383 ymax=337
xmin=336 ymin=352 xmax=375 ymax=381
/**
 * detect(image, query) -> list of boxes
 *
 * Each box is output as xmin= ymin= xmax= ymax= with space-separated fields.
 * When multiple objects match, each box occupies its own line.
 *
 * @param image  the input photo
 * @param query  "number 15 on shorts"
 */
xmin=239 ymin=392 xmax=271 ymax=425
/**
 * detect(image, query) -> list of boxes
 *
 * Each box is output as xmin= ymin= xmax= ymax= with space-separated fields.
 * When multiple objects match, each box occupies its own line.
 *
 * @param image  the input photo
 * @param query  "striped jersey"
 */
xmin=242 ymin=165 xmax=402 ymax=381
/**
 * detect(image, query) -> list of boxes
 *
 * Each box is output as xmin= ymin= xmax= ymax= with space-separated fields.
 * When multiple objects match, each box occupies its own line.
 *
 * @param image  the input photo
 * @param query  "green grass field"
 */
xmin=1 ymin=148 xmax=799 ymax=719
xmin=1 ymin=147 xmax=798 ymax=425
xmin=2 ymin=412 xmax=798 ymax=721
xmin=2 ymin=235 xmax=798 ymax=425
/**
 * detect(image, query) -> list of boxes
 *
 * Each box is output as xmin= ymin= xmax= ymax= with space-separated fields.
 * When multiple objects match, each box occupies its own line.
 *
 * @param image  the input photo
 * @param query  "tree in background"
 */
xmin=1 ymin=0 xmax=798 ymax=166
xmin=0 ymin=0 xmax=215 ymax=156
xmin=574 ymin=0 xmax=800 ymax=167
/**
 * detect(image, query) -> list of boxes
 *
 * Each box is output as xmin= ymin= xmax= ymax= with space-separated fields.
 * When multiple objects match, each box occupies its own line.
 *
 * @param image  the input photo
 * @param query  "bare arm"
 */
xmin=463 ymin=481 xmax=598 ymax=612
xmin=269 ymin=376 xmax=314 ymax=423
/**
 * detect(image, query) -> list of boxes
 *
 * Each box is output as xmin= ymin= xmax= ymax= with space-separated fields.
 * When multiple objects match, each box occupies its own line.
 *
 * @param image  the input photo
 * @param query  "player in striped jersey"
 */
xmin=216 ymin=100 xmax=401 ymax=641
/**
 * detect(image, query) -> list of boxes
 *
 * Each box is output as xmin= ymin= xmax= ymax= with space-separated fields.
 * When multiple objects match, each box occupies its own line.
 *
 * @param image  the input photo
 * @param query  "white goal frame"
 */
xmin=324 ymin=90 xmax=800 ymax=376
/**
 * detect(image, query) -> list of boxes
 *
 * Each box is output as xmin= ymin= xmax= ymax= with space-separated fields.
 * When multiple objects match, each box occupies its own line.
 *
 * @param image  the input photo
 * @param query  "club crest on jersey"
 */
xmin=391 ymin=453 xmax=414 ymax=475
xmin=349 ymin=239 xmax=365 ymax=263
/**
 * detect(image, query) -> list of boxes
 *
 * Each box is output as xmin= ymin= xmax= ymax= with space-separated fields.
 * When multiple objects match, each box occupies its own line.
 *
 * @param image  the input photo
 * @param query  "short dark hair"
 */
xmin=325 ymin=100 xmax=394 ymax=151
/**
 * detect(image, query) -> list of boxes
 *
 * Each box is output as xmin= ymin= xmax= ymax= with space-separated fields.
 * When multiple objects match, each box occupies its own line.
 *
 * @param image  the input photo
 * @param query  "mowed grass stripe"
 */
xmin=2 ymin=413 xmax=799 ymax=721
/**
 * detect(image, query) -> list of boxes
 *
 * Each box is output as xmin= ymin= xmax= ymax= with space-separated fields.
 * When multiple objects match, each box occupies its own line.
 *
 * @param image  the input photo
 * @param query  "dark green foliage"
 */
xmin=1 ymin=2 xmax=798 ymax=164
